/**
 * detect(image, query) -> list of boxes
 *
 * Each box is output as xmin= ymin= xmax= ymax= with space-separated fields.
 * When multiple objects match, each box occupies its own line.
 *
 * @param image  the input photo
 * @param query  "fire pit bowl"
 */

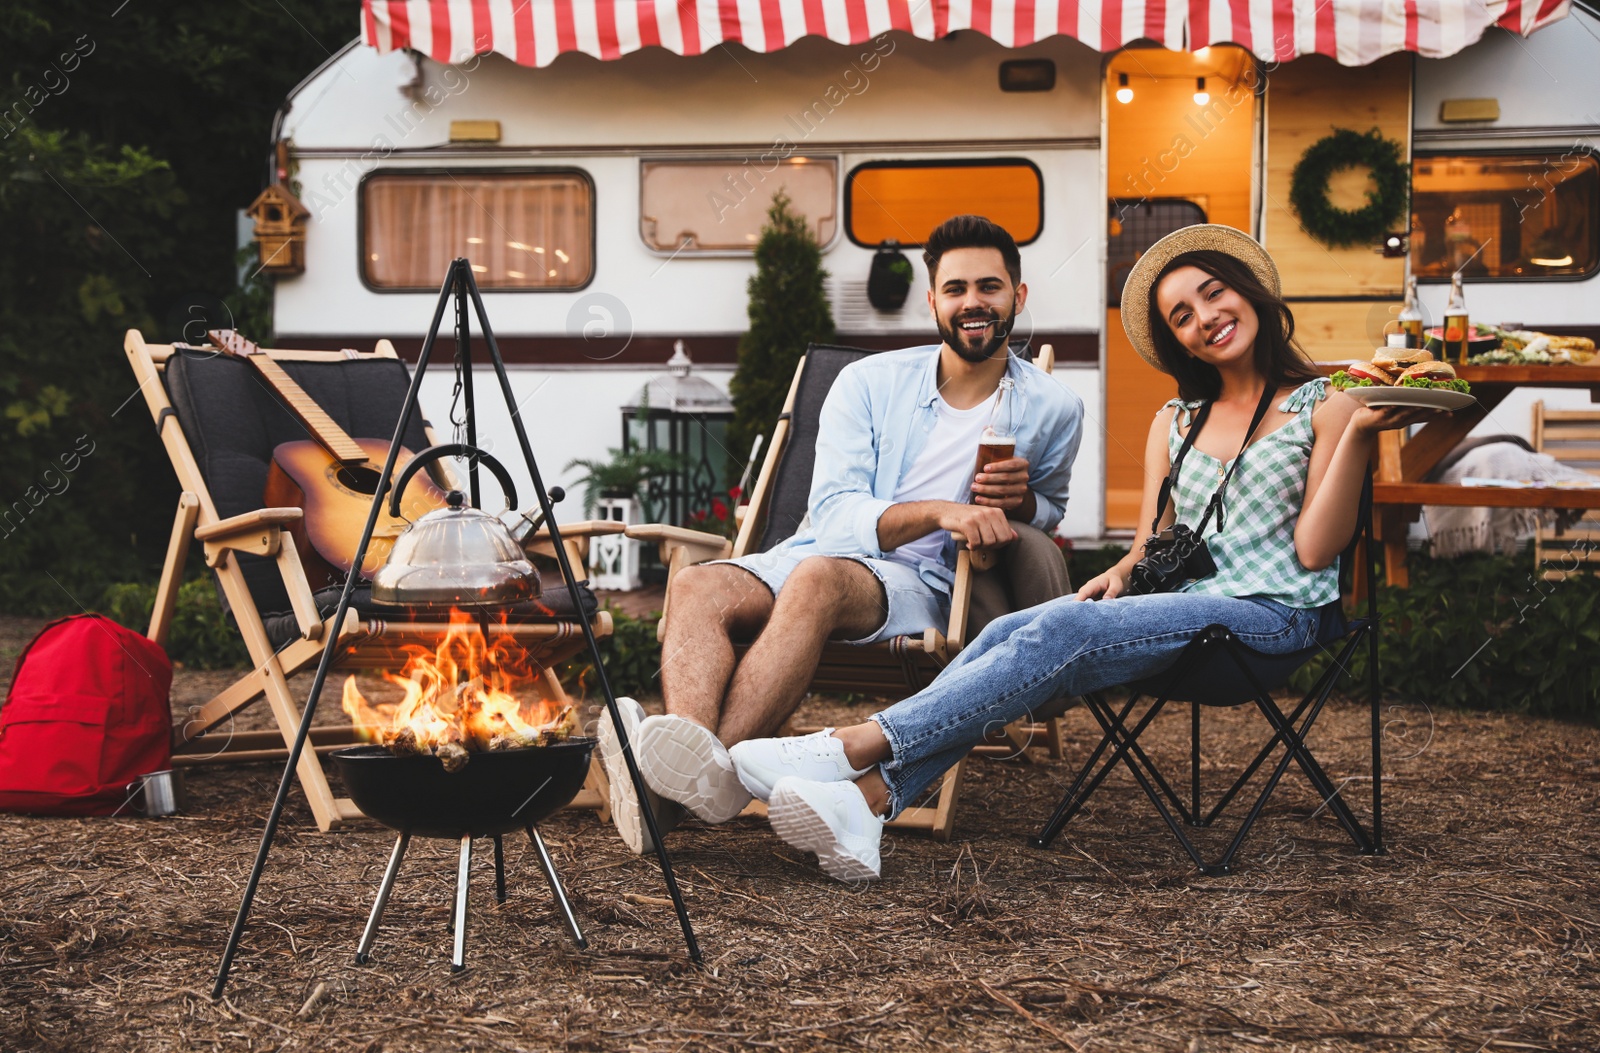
xmin=331 ymin=739 xmax=595 ymax=839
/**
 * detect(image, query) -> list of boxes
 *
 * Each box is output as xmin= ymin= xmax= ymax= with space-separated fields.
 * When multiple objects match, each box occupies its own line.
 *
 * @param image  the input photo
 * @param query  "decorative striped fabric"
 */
xmin=360 ymin=0 xmax=1571 ymax=69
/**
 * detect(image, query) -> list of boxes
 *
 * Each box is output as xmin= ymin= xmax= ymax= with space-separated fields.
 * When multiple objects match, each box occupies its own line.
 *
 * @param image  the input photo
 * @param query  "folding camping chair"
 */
xmin=124 ymin=330 xmax=621 ymax=831
xmin=623 ymin=343 xmax=1070 ymax=840
xmin=1031 ymin=479 xmax=1384 ymax=874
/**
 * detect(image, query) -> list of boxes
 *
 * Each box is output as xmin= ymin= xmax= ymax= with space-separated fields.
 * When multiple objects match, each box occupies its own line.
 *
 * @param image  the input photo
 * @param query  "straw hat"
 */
xmin=1121 ymin=224 xmax=1280 ymax=372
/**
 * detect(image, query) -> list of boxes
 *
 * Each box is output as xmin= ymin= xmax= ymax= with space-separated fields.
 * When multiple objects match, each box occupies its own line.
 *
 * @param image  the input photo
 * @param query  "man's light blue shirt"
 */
xmin=774 ymin=345 xmax=1085 ymax=596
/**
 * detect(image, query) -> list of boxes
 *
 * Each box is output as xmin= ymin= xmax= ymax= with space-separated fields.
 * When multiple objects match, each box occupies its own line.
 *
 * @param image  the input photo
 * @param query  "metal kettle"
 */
xmin=371 ymin=444 xmax=541 ymax=608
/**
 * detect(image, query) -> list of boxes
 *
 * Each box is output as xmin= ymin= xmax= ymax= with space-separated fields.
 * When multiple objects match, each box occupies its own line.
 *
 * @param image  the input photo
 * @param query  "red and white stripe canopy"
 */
xmin=361 ymin=0 xmax=1571 ymax=69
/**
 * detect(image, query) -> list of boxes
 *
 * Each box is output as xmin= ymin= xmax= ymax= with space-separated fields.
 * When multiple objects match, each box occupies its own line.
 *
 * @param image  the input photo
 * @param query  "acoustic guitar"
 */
xmin=204 ymin=330 xmax=450 ymax=590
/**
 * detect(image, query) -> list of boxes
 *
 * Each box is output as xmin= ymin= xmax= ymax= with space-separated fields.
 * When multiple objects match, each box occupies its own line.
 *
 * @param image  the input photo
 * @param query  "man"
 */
xmin=598 ymin=214 xmax=1085 ymax=852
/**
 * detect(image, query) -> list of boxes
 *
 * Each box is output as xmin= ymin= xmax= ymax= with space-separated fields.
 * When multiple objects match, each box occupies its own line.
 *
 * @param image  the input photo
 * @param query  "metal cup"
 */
xmin=127 ymin=770 xmax=185 ymax=817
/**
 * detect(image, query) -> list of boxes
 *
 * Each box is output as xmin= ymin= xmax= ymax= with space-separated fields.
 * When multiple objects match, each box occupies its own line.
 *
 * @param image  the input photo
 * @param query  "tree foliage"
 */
xmin=726 ymin=192 xmax=836 ymax=476
xmin=0 ymin=2 xmax=354 ymax=612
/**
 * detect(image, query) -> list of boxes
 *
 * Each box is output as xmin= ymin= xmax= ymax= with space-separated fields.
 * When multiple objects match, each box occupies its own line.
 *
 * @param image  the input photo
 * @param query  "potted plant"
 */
xmin=563 ymin=446 xmax=683 ymax=517
xmin=867 ymin=239 xmax=915 ymax=311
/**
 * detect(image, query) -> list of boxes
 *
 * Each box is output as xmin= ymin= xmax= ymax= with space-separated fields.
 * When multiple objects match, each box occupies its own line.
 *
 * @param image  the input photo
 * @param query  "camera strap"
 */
xmin=1151 ymin=383 xmax=1278 ymax=537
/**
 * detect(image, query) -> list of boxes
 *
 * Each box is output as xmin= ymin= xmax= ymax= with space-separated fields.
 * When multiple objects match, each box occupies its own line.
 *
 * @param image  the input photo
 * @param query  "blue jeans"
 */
xmin=869 ymin=592 xmax=1329 ymax=819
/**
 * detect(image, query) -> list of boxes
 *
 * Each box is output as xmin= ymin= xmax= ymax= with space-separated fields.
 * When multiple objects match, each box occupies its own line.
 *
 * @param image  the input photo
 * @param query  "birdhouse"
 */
xmin=246 ymin=184 xmax=310 ymax=276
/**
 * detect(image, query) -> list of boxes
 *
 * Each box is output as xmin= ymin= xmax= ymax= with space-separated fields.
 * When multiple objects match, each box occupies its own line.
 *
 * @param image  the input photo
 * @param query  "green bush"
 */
xmin=727 ymin=192 xmax=836 ymax=478
xmin=101 ymin=577 xmax=248 ymax=669
xmin=559 ymin=607 xmax=663 ymax=700
xmin=1294 ymin=546 xmax=1600 ymax=721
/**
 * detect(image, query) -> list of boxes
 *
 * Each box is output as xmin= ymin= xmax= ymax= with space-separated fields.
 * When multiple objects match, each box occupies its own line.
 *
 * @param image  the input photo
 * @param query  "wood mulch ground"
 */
xmin=1 ymin=612 xmax=1597 ymax=1052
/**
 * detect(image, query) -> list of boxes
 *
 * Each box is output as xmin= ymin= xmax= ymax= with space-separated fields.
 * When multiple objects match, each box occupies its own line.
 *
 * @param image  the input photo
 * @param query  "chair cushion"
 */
xmin=757 ymin=346 xmax=871 ymax=553
xmin=1131 ymin=602 xmax=1353 ymax=706
xmin=164 ymin=350 xmax=434 ymax=621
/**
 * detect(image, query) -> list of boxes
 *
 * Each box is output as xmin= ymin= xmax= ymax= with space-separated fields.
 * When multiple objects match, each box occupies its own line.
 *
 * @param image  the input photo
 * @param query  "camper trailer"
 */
xmin=265 ymin=0 xmax=1599 ymax=539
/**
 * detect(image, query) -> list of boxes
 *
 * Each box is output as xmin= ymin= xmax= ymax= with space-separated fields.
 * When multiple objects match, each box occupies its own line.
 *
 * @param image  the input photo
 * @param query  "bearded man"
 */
xmin=598 ymin=214 xmax=1086 ymax=852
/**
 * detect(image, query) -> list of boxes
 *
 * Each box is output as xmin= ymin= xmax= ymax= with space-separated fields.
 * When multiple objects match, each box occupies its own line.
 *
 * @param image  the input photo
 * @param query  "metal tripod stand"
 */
xmin=212 ymin=258 xmax=700 ymax=997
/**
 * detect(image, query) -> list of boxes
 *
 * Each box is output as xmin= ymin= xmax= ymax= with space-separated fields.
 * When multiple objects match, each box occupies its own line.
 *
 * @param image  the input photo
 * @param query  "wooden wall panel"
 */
xmin=1262 ymin=54 xmax=1411 ymax=362
xmin=1262 ymin=53 xmax=1412 ymax=297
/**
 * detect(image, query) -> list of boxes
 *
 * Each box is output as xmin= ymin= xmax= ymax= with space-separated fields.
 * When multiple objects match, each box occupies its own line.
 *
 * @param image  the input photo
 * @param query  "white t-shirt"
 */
xmin=884 ymin=390 xmax=997 ymax=570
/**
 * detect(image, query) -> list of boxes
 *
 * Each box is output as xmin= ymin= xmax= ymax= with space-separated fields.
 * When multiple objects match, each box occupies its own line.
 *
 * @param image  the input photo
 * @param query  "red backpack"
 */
xmin=0 ymin=614 xmax=173 ymax=816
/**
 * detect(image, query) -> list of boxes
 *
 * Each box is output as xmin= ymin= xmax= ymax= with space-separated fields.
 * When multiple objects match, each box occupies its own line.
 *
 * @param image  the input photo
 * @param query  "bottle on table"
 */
xmin=1398 ymin=276 xmax=1424 ymax=350
xmin=1443 ymin=272 xmax=1470 ymax=365
xmin=971 ymin=377 xmax=1017 ymax=504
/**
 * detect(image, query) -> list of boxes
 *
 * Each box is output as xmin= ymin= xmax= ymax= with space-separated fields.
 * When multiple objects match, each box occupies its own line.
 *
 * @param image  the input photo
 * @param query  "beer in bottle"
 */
xmin=1443 ymin=273 xmax=1470 ymax=365
xmin=1398 ymin=276 xmax=1424 ymax=349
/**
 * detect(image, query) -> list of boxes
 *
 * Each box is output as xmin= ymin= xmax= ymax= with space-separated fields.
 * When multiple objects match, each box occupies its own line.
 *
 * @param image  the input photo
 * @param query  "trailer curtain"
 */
xmin=360 ymin=0 xmax=1570 ymax=69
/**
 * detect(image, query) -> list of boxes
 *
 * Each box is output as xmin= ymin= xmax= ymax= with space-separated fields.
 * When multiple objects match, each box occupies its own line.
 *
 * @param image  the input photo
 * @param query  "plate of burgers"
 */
xmin=1329 ymin=348 xmax=1476 ymax=411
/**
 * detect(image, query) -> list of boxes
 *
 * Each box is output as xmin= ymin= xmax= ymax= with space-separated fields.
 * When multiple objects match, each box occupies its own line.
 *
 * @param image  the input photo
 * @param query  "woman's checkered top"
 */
xmin=1164 ymin=378 xmax=1341 ymax=609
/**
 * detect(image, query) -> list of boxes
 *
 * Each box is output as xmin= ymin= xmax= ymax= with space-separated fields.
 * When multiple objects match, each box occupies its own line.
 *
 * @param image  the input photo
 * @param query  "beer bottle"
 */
xmin=1398 ymin=276 xmax=1424 ymax=349
xmin=972 ymin=378 xmax=1018 ymax=504
xmin=1443 ymin=273 xmax=1470 ymax=365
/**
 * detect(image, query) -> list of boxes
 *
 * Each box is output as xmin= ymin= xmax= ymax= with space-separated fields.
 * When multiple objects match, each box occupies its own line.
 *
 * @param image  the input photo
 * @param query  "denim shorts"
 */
xmin=710 ymin=549 xmax=949 ymax=645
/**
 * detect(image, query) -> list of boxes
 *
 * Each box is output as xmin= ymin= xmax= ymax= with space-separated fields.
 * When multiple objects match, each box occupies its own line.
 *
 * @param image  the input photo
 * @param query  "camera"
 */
xmin=1124 ymin=524 xmax=1218 ymax=596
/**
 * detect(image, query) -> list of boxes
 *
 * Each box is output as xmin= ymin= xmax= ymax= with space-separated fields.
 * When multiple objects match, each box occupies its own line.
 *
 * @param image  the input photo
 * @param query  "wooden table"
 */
xmin=1322 ymin=364 xmax=1600 ymax=586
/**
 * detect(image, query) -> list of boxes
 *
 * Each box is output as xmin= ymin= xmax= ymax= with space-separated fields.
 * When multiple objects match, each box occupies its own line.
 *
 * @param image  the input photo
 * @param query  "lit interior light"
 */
xmin=369 ymin=253 xmax=379 ymax=261
xmin=507 ymin=270 xmax=525 ymax=278
xmin=1116 ymin=73 xmax=1133 ymax=104
xmin=791 ymin=157 xmax=809 ymax=164
xmin=466 ymin=237 xmax=484 ymax=244
xmin=472 ymin=265 xmax=488 ymax=273
xmin=547 ymin=268 xmax=557 ymax=277
xmin=745 ymin=234 xmax=758 ymax=242
xmin=1194 ymin=77 xmax=1209 ymax=105
xmin=554 ymin=249 xmax=568 ymax=262
xmin=1531 ymin=255 xmax=1574 ymax=267
xmin=533 ymin=246 xmax=545 ymax=254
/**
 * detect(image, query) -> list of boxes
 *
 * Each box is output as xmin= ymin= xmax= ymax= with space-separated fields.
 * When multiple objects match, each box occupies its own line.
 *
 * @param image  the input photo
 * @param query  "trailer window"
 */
xmin=1411 ymin=152 xmax=1599 ymax=281
xmin=640 ymin=159 xmax=836 ymax=252
xmin=361 ymin=172 xmax=593 ymax=290
xmin=846 ymin=160 xmax=1043 ymax=247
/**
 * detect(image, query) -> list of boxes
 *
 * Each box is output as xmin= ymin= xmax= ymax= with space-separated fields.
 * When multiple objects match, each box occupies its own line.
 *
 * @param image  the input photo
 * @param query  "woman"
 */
xmin=729 ymin=225 xmax=1432 ymax=881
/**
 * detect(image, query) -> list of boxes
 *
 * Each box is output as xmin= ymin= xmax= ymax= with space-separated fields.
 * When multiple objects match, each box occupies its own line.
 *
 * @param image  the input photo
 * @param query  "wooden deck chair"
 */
xmin=622 ymin=343 xmax=1070 ymax=841
xmin=124 ymin=330 xmax=620 ymax=831
xmin=1532 ymin=402 xmax=1600 ymax=580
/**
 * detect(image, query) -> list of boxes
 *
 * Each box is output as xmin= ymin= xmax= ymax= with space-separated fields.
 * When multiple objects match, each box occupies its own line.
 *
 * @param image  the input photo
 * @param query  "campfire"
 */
xmin=340 ymin=608 xmax=577 ymax=772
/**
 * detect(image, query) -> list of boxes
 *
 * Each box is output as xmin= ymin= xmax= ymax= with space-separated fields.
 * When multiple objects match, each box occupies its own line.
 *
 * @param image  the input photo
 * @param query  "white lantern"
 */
xmin=589 ymin=495 xmax=642 ymax=590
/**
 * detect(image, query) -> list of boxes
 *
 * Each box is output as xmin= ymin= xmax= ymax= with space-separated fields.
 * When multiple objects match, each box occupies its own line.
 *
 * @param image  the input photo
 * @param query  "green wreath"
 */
xmin=1289 ymin=128 xmax=1409 ymax=248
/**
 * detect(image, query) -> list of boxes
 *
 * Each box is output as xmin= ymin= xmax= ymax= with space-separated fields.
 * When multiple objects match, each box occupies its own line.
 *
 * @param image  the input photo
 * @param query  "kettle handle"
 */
xmin=390 ymin=443 xmax=519 ymax=517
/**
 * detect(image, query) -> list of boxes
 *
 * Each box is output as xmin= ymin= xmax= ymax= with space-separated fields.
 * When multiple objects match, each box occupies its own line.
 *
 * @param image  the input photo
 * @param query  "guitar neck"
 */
xmin=205 ymin=328 xmax=370 ymax=466
xmin=249 ymin=357 xmax=370 ymax=466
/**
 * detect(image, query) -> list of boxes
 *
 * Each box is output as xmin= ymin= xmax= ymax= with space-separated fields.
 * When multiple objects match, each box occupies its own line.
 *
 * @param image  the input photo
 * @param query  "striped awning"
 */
xmin=361 ymin=0 xmax=1571 ymax=69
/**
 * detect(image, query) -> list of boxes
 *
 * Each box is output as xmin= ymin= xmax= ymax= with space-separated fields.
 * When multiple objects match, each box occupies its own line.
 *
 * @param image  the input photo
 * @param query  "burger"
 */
xmin=1331 ymin=348 xmax=1472 ymax=394
xmin=1371 ymin=348 xmax=1433 ymax=377
xmin=1396 ymin=360 xmax=1470 ymax=393
xmin=1330 ymin=361 xmax=1394 ymax=388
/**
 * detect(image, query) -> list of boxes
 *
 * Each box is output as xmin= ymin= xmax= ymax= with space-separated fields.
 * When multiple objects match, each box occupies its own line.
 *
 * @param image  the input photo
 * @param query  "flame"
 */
xmin=341 ymin=609 xmax=576 ymax=769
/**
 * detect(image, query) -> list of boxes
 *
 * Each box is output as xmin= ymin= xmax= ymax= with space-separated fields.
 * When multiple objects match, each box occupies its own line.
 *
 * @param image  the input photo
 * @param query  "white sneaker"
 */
xmin=636 ymin=714 xmax=752 ymax=824
xmin=596 ymin=697 xmax=681 ymax=854
xmin=729 ymin=729 xmax=874 ymax=802
xmin=768 ymin=776 xmax=884 ymax=883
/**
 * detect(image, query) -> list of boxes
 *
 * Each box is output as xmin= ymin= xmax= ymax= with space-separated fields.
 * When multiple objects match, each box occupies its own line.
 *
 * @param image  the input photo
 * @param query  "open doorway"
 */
xmin=1102 ymin=47 xmax=1258 ymax=532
